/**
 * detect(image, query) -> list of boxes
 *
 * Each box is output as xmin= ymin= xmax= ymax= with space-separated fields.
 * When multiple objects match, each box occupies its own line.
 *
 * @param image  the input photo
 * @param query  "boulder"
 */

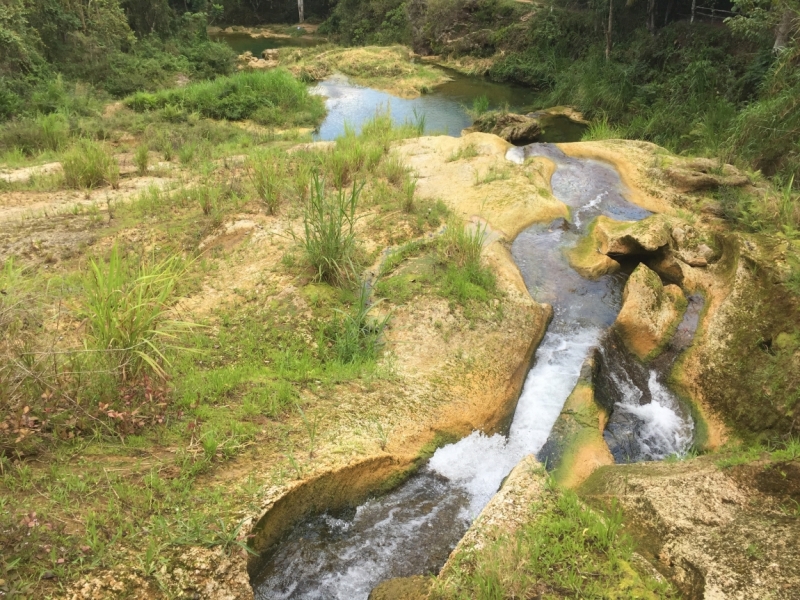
xmin=566 ymin=220 xmax=621 ymax=279
xmin=614 ymin=263 xmax=686 ymax=361
xmin=466 ymin=112 xmax=542 ymax=144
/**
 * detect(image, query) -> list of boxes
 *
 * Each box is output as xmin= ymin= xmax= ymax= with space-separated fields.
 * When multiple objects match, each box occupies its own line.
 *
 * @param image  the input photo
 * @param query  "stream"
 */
xmin=250 ymin=144 xmax=696 ymax=599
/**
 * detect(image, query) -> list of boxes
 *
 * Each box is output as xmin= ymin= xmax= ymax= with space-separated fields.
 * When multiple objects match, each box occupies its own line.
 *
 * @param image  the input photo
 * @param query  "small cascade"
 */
xmin=252 ymin=145 xmax=698 ymax=599
xmin=597 ymin=296 xmax=702 ymax=462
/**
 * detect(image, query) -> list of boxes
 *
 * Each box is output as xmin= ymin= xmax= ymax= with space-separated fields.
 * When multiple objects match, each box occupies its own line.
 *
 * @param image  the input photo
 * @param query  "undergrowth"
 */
xmin=125 ymin=70 xmax=326 ymax=126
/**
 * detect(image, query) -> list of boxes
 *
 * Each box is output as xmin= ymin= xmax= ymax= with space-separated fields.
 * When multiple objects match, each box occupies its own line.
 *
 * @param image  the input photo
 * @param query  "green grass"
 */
xmin=124 ymin=70 xmax=326 ymax=127
xmin=321 ymin=283 xmax=391 ymax=364
xmin=301 ymin=173 xmax=361 ymax=285
xmin=62 ymin=139 xmax=119 ymax=190
xmin=433 ymin=482 xmax=676 ymax=599
xmin=84 ymin=245 xmax=190 ymax=381
xmin=248 ymin=150 xmax=286 ymax=215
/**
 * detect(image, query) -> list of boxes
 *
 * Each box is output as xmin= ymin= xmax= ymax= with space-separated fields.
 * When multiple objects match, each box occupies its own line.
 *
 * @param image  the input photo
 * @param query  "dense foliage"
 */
xmin=0 ymin=0 xmax=236 ymax=120
xmin=322 ymin=0 xmax=800 ymax=187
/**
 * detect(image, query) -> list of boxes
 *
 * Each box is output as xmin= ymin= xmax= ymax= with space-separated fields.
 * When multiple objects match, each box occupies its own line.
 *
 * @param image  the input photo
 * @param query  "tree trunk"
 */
xmin=774 ymin=8 xmax=793 ymax=51
xmin=691 ymin=0 xmax=696 ymax=24
xmin=606 ymin=0 xmax=614 ymax=61
xmin=647 ymin=0 xmax=656 ymax=33
xmin=298 ymin=0 xmax=304 ymax=24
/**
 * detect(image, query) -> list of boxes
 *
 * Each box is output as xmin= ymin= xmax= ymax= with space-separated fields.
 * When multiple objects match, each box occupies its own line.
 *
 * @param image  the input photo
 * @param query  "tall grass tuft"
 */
xmin=438 ymin=218 xmax=496 ymax=303
xmin=322 ymin=283 xmax=390 ymax=364
xmin=62 ymin=140 xmax=119 ymax=189
xmin=84 ymin=246 xmax=189 ymax=381
xmin=582 ymin=116 xmax=625 ymax=141
xmin=248 ymin=152 xmax=285 ymax=215
xmin=134 ymin=145 xmax=149 ymax=176
xmin=301 ymin=173 xmax=361 ymax=285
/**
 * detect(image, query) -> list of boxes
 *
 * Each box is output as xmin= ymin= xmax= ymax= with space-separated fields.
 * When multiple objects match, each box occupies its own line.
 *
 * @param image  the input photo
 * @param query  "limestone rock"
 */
xmin=566 ymin=220 xmax=621 ymax=279
xmin=614 ymin=263 xmax=686 ymax=361
xmin=664 ymin=157 xmax=748 ymax=192
xmin=580 ymin=457 xmax=800 ymax=600
xmin=594 ymin=214 xmax=672 ymax=256
xmin=262 ymin=48 xmax=279 ymax=60
xmin=671 ymin=222 xmax=721 ymax=267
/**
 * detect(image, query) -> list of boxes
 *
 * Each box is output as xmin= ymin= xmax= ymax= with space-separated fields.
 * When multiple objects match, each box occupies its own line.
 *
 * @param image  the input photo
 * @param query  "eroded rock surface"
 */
xmin=614 ymin=263 xmax=686 ymax=361
xmin=581 ymin=457 xmax=800 ymax=600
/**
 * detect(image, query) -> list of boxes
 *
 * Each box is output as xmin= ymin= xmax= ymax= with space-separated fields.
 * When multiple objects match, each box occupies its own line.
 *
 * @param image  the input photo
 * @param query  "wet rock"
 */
xmin=664 ymin=157 xmax=748 ymax=192
xmin=538 ymin=353 xmax=614 ymax=488
xmin=614 ymin=263 xmax=686 ymax=361
xmin=566 ymin=220 xmax=621 ymax=279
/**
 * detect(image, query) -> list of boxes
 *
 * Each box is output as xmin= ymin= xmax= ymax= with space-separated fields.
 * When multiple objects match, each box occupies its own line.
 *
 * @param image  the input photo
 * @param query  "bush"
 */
xmin=0 ymin=113 xmax=70 ymax=155
xmin=125 ymin=70 xmax=326 ymax=126
xmin=62 ymin=140 xmax=119 ymax=189
xmin=301 ymin=173 xmax=361 ymax=285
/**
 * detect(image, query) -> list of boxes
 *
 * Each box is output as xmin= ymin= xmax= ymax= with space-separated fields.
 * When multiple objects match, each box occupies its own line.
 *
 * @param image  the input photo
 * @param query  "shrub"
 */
xmin=62 ymin=140 xmax=119 ymax=189
xmin=0 ymin=113 xmax=69 ymax=155
xmin=124 ymin=70 xmax=326 ymax=127
xmin=84 ymin=246 xmax=188 ymax=381
xmin=301 ymin=173 xmax=361 ymax=285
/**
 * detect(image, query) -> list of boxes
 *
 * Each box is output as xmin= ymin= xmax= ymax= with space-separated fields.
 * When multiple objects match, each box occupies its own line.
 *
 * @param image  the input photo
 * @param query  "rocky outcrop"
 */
xmin=614 ymin=263 xmax=686 ymax=361
xmin=580 ymin=456 xmax=800 ymax=599
xmin=664 ymin=157 xmax=749 ymax=192
xmin=237 ymin=51 xmax=278 ymax=70
xmin=465 ymin=112 xmax=542 ymax=144
xmin=594 ymin=214 xmax=672 ymax=256
xmin=439 ymin=455 xmax=548 ymax=575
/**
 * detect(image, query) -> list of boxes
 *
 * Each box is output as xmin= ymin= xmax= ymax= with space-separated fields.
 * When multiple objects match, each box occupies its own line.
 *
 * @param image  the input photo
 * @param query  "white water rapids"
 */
xmin=252 ymin=144 xmax=695 ymax=600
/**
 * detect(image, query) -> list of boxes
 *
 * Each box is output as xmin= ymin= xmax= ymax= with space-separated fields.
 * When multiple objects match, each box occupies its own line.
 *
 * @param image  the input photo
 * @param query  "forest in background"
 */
xmin=1 ymin=0 xmax=799 ymax=223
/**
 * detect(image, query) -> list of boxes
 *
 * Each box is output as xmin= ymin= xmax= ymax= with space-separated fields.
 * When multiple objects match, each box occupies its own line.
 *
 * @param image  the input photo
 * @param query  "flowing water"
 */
xmin=251 ymin=144 xmax=696 ymax=599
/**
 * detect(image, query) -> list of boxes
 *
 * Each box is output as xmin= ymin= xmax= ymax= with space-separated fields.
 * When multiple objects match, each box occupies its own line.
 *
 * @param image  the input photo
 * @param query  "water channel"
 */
xmin=250 ymin=144 xmax=696 ymax=599
xmin=211 ymin=34 xmax=696 ymax=599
